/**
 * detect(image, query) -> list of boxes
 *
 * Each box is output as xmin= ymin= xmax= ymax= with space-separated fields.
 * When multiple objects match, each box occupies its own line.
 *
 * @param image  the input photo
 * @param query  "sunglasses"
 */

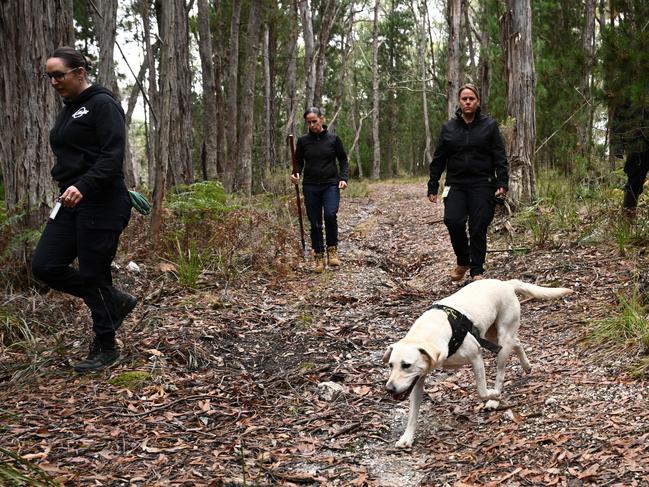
xmin=42 ymin=67 xmax=81 ymax=81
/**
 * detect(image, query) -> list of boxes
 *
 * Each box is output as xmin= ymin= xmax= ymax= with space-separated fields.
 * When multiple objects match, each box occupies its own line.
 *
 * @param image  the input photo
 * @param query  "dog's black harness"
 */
xmin=431 ymin=304 xmax=502 ymax=357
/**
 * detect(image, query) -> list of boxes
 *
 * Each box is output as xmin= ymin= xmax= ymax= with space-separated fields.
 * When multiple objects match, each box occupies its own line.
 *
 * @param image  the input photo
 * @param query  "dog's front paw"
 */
xmin=484 ymin=399 xmax=500 ymax=410
xmin=483 ymin=389 xmax=500 ymax=401
xmin=395 ymin=435 xmax=414 ymax=448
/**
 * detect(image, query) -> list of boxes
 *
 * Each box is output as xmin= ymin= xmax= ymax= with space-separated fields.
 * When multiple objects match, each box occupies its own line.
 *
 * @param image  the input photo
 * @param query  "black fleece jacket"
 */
xmin=50 ymin=85 xmax=126 ymax=197
xmin=427 ymin=108 xmax=508 ymax=195
xmin=295 ymin=126 xmax=349 ymax=184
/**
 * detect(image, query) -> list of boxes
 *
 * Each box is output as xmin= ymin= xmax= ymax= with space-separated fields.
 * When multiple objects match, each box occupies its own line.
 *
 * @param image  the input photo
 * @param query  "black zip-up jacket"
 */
xmin=50 ymin=85 xmax=126 ymax=198
xmin=427 ymin=108 xmax=508 ymax=195
xmin=296 ymin=126 xmax=349 ymax=184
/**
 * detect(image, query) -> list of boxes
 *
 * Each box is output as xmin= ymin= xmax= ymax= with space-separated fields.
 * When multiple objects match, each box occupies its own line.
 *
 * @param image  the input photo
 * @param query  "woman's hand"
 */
xmin=428 ymin=194 xmax=438 ymax=204
xmin=339 ymin=180 xmax=347 ymax=190
xmin=290 ymin=173 xmax=300 ymax=185
xmin=60 ymin=185 xmax=83 ymax=207
xmin=495 ymin=187 xmax=507 ymax=198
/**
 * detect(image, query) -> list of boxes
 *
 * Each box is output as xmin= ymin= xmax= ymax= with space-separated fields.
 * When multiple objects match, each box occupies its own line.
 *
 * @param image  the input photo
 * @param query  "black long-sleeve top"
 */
xmin=295 ymin=126 xmax=349 ymax=184
xmin=428 ymin=108 xmax=508 ymax=195
xmin=49 ymin=85 xmax=126 ymax=198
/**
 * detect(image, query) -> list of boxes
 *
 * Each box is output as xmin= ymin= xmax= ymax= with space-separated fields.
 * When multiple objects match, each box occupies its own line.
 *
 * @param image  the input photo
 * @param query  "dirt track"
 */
xmin=1 ymin=181 xmax=648 ymax=486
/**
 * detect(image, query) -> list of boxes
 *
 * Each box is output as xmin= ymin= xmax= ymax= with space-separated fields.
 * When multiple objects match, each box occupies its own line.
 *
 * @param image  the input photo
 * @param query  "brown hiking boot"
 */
xmin=314 ymin=253 xmax=325 ymax=273
xmin=450 ymin=265 xmax=470 ymax=282
xmin=327 ymin=246 xmax=340 ymax=267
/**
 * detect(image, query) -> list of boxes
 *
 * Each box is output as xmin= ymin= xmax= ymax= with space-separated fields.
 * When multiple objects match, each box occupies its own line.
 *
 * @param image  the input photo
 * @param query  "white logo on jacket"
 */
xmin=72 ymin=107 xmax=89 ymax=119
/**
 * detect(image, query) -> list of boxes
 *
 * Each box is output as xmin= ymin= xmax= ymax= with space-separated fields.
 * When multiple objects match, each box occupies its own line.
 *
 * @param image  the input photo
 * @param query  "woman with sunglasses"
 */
xmin=31 ymin=46 xmax=136 ymax=373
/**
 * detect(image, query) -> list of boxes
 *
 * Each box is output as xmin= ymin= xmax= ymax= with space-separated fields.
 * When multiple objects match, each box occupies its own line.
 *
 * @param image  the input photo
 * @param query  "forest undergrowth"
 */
xmin=1 ymin=168 xmax=648 ymax=485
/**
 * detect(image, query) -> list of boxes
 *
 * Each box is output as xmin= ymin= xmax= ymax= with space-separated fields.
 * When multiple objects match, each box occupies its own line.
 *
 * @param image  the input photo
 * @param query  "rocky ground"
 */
xmin=1 ymin=181 xmax=647 ymax=486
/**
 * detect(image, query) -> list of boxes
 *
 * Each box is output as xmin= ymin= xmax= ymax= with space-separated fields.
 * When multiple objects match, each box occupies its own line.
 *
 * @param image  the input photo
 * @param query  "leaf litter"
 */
xmin=0 ymin=181 xmax=648 ymax=486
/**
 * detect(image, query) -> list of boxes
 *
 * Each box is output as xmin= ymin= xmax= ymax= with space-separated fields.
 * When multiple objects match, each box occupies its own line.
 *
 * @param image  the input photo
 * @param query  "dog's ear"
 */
xmin=382 ymin=344 xmax=394 ymax=363
xmin=418 ymin=344 xmax=443 ymax=369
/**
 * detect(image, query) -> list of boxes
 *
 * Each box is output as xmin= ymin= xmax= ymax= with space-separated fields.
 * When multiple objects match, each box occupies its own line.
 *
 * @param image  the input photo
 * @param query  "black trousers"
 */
xmin=443 ymin=185 xmax=496 ymax=277
xmin=623 ymin=150 xmax=649 ymax=209
xmin=32 ymin=190 xmax=131 ymax=336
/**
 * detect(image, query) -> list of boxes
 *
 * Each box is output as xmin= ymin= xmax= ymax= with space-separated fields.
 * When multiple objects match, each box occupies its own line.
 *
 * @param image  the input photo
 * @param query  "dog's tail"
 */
xmin=505 ymin=279 xmax=573 ymax=300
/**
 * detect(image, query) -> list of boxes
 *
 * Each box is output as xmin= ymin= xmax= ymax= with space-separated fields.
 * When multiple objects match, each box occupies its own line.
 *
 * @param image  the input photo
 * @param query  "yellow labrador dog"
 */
xmin=383 ymin=278 xmax=572 ymax=448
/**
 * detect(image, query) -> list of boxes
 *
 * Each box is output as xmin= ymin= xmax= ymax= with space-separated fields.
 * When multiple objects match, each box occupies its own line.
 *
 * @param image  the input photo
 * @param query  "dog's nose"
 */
xmin=386 ymin=382 xmax=395 ymax=393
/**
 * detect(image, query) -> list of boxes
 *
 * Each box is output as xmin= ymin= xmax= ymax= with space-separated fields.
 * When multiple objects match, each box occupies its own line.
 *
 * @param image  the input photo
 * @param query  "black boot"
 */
xmin=107 ymin=287 xmax=138 ymax=331
xmin=74 ymin=333 xmax=120 ymax=373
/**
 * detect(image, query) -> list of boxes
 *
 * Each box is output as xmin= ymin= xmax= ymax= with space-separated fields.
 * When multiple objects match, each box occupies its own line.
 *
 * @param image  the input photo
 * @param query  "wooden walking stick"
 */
xmin=287 ymin=135 xmax=307 ymax=259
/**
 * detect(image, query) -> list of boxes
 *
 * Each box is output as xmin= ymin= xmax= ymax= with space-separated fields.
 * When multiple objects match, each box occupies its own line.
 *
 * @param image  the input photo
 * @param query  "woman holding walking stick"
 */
xmin=290 ymin=107 xmax=349 ymax=273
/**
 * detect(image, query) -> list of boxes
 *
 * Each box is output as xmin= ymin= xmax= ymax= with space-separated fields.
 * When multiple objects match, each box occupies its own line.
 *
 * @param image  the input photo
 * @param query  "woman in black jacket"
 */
xmin=290 ymin=107 xmax=349 ymax=273
xmin=32 ymin=47 xmax=136 ymax=373
xmin=427 ymin=83 xmax=508 ymax=282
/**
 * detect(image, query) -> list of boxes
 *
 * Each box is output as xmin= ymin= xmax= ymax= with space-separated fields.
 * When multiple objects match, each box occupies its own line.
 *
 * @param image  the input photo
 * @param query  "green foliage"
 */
xmin=108 ymin=371 xmax=152 ymax=389
xmin=342 ymin=180 xmax=372 ymax=198
xmin=585 ymin=290 xmax=649 ymax=375
xmin=0 ymin=447 xmax=61 ymax=486
xmin=168 ymin=238 xmax=204 ymax=289
xmin=0 ymin=308 xmax=34 ymax=348
xmin=167 ymin=181 xmax=229 ymax=223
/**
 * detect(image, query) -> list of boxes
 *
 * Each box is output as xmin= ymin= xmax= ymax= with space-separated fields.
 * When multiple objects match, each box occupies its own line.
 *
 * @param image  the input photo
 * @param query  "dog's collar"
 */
xmin=431 ymin=304 xmax=502 ymax=357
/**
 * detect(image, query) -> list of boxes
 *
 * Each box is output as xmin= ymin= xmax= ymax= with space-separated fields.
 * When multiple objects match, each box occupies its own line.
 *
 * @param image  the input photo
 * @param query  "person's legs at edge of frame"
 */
xmin=623 ymin=150 xmax=649 ymax=215
xmin=322 ymin=183 xmax=341 ymax=267
xmin=443 ymin=186 xmax=471 ymax=282
xmin=73 ymin=190 xmax=134 ymax=372
xmin=466 ymin=186 xmax=497 ymax=280
xmin=31 ymin=197 xmax=136 ymax=373
xmin=31 ymin=211 xmax=121 ymax=372
xmin=303 ymin=183 xmax=326 ymax=273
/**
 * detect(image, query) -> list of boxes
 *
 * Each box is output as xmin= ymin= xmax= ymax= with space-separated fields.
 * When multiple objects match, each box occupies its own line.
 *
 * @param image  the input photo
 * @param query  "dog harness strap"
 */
xmin=431 ymin=304 xmax=502 ymax=356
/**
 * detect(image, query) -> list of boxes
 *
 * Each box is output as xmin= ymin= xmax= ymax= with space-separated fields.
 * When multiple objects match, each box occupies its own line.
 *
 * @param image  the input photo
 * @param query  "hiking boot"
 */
xmin=74 ymin=337 xmax=120 ymax=373
xmin=450 ymin=265 xmax=470 ymax=282
xmin=327 ymin=246 xmax=340 ymax=267
xmin=314 ymin=253 xmax=325 ymax=273
xmin=109 ymin=288 xmax=138 ymax=330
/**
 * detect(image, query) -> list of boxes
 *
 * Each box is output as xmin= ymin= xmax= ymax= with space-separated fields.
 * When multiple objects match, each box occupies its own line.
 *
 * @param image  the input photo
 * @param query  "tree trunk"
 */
xmin=312 ymin=0 xmax=338 ymax=108
xmin=0 ymin=0 xmax=72 ymax=237
xmin=370 ymin=0 xmax=381 ymax=180
xmin=348 ymin=69 xmax=364 ymax=179
xmin=124 ymin=56 xmax=151 ymax=186
xmin=90 ymin=0 xmax=137 ymax=188
xmin=142 ymin=0 xmax=158 ymax=190
xmin=284 ymin=1 xmax=299 ymax=143
xmin=298 ymin=0 xmax=316 ymax=109
xmin=168 ymin=0 xmax=193 ymax=186
xmin=579 ymin=0 xmax=597 ymax=163
xmin=416 ymin=0 xmax=432 ymax=166
xmin=212 ymin=0 xmax=226 ymax=179
xmin=236 ymin=0 xmax=262 ymax=196
xmin=151 ymin=0 xmax=193 ymax=240
xmin=477 ymin=0 xmax=491 ymax=113
xmin=223 ymin=0 xmax=241 ymax=192
xmin=462 ymin=0 xmax=477 ymax=81
xmin=501 ymin=0 xmax=536 ymax=206
xmin=197 ymin=0 xmax=219 ymax=180
xmin=331 ymin=3 xmax=355 ymax=135
xmin=262 ymin=23 xmax=276 ymax=179
xmin=447 ymin=0 xmax=461 ymax=119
